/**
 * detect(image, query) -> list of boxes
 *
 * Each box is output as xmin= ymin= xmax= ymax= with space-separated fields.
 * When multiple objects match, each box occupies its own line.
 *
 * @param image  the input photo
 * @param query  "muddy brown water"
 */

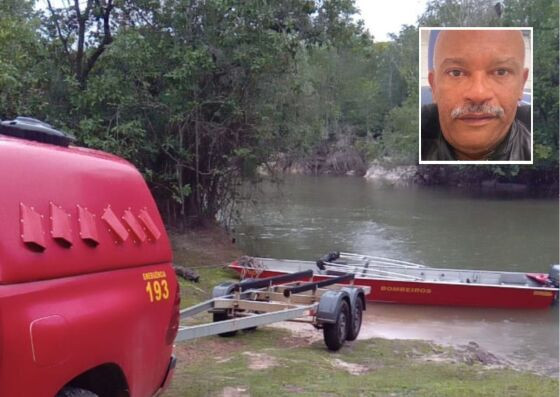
xmin=235 ymin=175 xmax=559 ymax=376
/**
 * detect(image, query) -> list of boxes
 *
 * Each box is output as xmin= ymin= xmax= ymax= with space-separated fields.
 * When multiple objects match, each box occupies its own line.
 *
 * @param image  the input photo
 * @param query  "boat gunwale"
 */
xmin=230 ymin=259 xmax=559 ymax=292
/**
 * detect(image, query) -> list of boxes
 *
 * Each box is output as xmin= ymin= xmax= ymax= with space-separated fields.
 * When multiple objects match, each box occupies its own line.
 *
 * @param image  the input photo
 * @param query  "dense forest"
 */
xmin=1 ymin=0 xmax=558 ymax=227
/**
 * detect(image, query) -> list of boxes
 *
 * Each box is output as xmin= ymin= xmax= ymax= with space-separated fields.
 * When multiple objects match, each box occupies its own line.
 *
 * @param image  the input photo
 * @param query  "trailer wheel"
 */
xmin=323 ymin=300 xmax=349 ymax=351
xmin=239 ymin=278 xmax=258 ymax=331
xmin=346 ymin=297 xmax=363 ymax=341
xmin=213 ymin=312 xmax=238 ymax=337
xmin=56 ymin=388 xmax=98 ymax=397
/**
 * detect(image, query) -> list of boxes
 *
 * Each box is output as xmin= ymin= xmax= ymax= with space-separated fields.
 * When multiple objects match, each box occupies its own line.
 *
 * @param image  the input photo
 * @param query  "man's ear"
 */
xmin=520 ymin=68 xmax=529 ymax=99
xmin=428 ymin=71 xmax=437 ymax=103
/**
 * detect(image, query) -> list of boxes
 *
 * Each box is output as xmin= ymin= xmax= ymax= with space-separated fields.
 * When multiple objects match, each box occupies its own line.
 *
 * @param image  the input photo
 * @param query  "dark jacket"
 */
xmin=421 ymin=104 xmax=531 ymax=161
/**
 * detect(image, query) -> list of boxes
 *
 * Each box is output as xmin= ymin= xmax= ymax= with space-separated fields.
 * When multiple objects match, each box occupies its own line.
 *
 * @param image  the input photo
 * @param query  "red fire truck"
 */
xmin=0 ymin=118 xmax=179 ymax=397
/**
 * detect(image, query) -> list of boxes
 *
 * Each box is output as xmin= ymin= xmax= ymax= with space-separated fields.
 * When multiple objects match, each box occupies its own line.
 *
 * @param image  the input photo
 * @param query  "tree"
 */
xmin=378 ymin=25 xmax=419 ymax=162
xmin=419 ymin=0 xmax=504 ymax=26
xmin=37 ymin=0 xmax=338 ymax=226
xmin=44 ymin=0 xmax=120 ymax=88
xmin=0 ymin=0 xmax=46 ymax=118
xmin=502 ymin=0 xmax=559 ymax=165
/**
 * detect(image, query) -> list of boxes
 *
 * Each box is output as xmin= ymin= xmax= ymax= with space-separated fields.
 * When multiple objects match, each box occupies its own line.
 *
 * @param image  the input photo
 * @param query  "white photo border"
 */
xmin=418 ymin=26 xmax=534 ymax=165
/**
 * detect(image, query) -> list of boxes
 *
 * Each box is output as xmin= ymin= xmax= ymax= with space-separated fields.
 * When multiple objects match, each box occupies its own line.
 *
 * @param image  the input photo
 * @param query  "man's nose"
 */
xmin=464 ymin=72 xmax=494 ymax=104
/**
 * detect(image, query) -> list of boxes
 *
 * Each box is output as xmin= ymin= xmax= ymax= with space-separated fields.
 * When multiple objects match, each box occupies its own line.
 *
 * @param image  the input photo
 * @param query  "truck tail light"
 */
xmin=166 ymin=280 xmax=181 ymax=345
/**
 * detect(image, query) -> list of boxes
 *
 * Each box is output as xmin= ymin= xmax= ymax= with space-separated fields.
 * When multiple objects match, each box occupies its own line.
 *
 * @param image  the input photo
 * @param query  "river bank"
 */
xmin=164 ymin=226 xmax=559 ymax=397
xmin=364 ymin=163 xmax=560 ymax=196
xmin=263 ymin=146 xmax=559 ymax=194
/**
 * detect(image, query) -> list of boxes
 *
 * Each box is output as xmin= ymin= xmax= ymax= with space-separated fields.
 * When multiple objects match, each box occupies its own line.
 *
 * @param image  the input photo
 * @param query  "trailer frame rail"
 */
xmin=175 ymin=272 xmax=370 ymax=351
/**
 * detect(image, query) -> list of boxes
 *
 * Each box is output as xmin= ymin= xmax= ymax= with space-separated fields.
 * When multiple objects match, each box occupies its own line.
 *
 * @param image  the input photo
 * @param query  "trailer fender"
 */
xmin=316 ymin=290 xmax=350 ymax=324
xmin=212 ymin=279 xmax=256 ymax=305
xmin=340 ymin=287 xmax=366 ymax=313
xmin=212 ymin=282 xmax=236 ymax=298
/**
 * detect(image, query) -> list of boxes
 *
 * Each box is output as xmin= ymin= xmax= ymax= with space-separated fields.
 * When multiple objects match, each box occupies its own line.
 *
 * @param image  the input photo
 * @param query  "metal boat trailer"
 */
xmin=175 ymin=270 xmax=370 ymax=351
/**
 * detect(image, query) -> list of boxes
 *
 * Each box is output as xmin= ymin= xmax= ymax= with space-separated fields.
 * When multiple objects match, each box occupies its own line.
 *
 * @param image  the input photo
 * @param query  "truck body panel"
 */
xmin=0 ymin=134 xmax=178 ymax=397
xmin=0 ymin=136 xmax=171 ymax=284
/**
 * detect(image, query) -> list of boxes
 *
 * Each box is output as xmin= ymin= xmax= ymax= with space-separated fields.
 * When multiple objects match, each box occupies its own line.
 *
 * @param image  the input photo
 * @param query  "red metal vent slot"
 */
xmin=20 ymin=203 xmax=46 ymax=252
xmin=77 ymin=205 xmax=99 ymax=246
xmin=102 ymin=206 xmax=129 ymax=243
xmin=50 ymin=202 xmax=72 ymax=247
xmin=138 ymin=209 xmax=161 ymax=241
xmin=122 ymin=210 xmax=146 ymax=243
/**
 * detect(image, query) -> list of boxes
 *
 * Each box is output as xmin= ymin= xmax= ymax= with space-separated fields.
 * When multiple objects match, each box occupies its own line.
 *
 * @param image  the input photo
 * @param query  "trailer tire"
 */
xmin=213 ymin=312 xmax=238 ymax=337
xmin=56 ymin=388 xmax=98 ymax=397
xmin=346 ymin=296 xmax=363 ymax=341
xmin=323 ymin=299 xmax=349 ymax=351
xmin=238 ymin=279 xmax=257 ymax=331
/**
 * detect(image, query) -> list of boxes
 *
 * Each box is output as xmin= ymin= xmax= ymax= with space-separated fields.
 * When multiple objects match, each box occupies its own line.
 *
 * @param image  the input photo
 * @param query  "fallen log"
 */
xmin=174 ymin=265 xmax=200 ymax=282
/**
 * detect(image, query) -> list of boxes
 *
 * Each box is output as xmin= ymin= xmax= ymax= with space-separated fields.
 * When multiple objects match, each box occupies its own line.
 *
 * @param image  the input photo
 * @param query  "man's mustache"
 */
xmin=451 ymin=103 xmax=505 ymax=119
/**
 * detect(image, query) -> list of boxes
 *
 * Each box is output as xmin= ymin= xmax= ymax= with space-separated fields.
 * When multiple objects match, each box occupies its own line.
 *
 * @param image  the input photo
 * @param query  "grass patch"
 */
xmin=170 ymin=224 xmax=242 ymax=309
xmin=168 ymin=332 xmax=558 ymax=397
xmin=177 ymin=266 xmax=238 ymax=309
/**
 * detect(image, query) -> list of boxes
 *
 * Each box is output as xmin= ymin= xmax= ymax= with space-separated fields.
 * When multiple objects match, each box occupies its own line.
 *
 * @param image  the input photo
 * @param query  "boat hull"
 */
xmin=229 ymin=264 xmax=557 ymax=309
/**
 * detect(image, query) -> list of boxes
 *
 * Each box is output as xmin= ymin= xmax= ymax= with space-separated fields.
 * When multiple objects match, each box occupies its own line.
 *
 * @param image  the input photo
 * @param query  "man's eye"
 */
xmin=447 ymin=69 xmax=464 ymax=77
xmin=494 ymin=68 xmax=509 ymax=76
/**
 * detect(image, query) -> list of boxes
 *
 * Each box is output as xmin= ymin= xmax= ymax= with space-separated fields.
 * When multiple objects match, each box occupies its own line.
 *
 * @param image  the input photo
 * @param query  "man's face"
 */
xmin=428 ymin=30 xmax=529 ymax=160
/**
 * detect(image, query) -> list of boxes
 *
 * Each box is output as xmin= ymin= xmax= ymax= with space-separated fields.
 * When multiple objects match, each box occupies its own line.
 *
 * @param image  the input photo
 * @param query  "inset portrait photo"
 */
xmin=419 ymin=28 xmax=533 ymax=164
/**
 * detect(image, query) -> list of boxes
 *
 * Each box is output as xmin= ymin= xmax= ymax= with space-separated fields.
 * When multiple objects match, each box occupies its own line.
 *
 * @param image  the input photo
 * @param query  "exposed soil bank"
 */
xmin=170 ymin=224 xmax=242 ymax=268
xmin=261 ymin=139 xmax=368 ymax=177
xmin=364 ymin=163 xmax=417 ymax=185
xmin=167 ymin=324 xmax=558 ymax=397
xmin=262 ymin=143 xmax=559 ymax=194
xmin=363 ymin=163 xmax=559 ymax=199
xmin=415 ymin=165 xmax=559 ymax=195
xmin=164 ymin=227 xmax=559 ymax=397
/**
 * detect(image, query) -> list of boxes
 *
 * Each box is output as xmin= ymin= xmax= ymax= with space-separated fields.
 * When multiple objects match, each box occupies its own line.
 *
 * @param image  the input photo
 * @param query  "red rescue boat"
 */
xmin=229 ymin=252 xmax=559 ymax=309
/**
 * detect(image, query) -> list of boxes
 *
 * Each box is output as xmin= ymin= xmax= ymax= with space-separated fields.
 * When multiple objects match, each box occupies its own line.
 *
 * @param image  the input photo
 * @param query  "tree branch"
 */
xmin=46 ymin=0 xmax=71 ymax=60
xmin=75 ymin=0 xmax=94 ymax=86
xmin=81 ymin=0 xmax=114 ymax=86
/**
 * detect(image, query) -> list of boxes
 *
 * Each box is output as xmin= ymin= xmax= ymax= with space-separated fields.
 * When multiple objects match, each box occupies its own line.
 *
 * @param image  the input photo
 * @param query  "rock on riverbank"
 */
xmin=364 ymin=162 xmax=418 ymax=185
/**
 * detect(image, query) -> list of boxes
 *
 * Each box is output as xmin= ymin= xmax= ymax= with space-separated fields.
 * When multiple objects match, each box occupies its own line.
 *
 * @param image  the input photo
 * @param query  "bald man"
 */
xmin=421 ymin=30 xmax=531 ymax=161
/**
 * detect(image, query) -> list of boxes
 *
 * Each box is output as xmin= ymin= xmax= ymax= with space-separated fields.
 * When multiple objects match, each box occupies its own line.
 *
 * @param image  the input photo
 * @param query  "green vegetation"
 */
xmin=170 ymin=226 xmax=242 ymax=307
xmin=168 ymin=332 xmax=558 ymax=397
xmin=1 ymin=0 xmax=558 ymax=227
xmin=177 ymin=265 xmax=236 ymax=309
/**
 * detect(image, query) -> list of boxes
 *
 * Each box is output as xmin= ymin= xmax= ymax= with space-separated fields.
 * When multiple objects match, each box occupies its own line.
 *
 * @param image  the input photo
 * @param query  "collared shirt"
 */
xmin=421 ymin=104 xmax=531 ymax=161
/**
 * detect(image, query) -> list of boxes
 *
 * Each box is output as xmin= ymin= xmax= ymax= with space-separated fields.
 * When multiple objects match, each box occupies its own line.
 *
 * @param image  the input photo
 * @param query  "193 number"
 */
xmin=146 ymin=279 xmax=170 ymax=302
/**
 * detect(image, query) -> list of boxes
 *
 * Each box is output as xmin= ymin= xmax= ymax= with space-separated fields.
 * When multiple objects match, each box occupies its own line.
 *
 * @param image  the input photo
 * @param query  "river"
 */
xmin=234 ymin=175 xmax=559 ymax=376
